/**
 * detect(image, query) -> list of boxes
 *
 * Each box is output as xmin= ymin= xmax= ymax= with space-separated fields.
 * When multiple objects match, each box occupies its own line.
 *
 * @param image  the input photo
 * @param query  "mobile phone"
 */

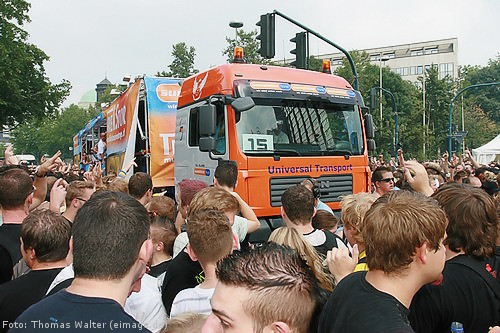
xmin=397 ymin=149 xmax=405 ymax=168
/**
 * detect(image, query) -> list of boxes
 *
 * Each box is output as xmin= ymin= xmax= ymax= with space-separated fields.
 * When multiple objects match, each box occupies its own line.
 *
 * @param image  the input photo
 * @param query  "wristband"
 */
xmin=118 ymin=170 xmax=127 ymax=177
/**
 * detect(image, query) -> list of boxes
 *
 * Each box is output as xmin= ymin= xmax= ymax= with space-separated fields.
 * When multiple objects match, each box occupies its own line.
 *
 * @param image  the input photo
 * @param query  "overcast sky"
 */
xmin=25 ymin=0 xmax=499 ymax=106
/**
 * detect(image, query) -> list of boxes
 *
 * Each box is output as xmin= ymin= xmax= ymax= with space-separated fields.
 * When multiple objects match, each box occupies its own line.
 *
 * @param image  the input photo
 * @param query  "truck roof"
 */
xmin=178 ymin=63 xmax=354 ymax=108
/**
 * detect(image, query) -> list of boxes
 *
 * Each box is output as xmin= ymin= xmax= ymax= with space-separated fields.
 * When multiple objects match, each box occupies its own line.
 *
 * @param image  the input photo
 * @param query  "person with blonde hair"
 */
xmin=325 ymin=193 xmax=377 ymax=282
xmin=162 ymin=312 xmax=207 ymax=333
xmin=318 ymin=190 xmax=448 ymax=333
xmin=269 ymin=227 xmax=334 ymax=292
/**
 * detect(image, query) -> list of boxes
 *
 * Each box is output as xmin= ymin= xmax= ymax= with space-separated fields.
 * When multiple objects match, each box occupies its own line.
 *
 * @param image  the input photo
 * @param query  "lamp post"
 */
xmin=371 ymin=86 xmax=398 ymax=156
xmin=229 ymin=21 xmax=243 ymax=44
xmin=379 ymin=56 xmax=390 ymax=121
xmin=448 ymin=82 xmax=500 ymax=158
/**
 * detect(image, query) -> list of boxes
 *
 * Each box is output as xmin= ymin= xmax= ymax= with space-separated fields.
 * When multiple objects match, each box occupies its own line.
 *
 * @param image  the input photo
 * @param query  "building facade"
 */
xmin=320 ymin=38 xmax=458 ymax=83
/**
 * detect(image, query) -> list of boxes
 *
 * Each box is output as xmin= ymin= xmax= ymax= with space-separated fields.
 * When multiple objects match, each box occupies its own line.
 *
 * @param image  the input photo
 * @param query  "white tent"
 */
xmin=472 ymin=134 xmax=500 ymax=165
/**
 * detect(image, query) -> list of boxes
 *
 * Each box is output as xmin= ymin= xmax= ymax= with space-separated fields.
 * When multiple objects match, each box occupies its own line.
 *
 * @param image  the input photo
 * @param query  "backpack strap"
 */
xmin=447 ymin=255 xmax=500 ymax=300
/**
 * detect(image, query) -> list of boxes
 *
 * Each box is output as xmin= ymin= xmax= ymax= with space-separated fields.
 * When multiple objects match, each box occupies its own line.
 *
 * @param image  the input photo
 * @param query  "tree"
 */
xmin=158 ymin=42 xmax=198 ymax=78
xmin=223 ymin=29 xmax=272 ymax=65
xmin=11 ymin=104 xmax=98 ymax=159
xmin=0 ymin=0 xmax=71 ymax=127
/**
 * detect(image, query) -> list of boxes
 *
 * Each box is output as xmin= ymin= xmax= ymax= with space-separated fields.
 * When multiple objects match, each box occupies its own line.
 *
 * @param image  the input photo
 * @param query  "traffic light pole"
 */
xmin=272 ymin=10 xmax=359 ymax=90
xmin=371 ymin=86 xmax=399 ymax=156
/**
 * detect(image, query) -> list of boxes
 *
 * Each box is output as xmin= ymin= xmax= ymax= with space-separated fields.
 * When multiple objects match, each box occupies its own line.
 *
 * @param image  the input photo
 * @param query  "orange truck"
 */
xmin=175 ymin=53 xmax=375 ymax=237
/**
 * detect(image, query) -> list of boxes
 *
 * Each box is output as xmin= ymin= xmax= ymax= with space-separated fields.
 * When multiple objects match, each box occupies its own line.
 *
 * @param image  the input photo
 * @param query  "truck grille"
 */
xmin=270 ymin=174 xmax=353 ymax=207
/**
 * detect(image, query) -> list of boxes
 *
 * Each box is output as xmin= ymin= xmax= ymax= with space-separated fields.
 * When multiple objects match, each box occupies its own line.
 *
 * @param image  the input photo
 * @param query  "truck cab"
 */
xmin=175 ymin=62 xmax=373 ymax=240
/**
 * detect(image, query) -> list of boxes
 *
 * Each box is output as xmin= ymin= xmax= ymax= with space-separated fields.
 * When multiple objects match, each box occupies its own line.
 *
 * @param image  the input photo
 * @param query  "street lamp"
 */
xmin=379 ymin=56 xmax=390 ymax=121
xmin=229 ymin=21 xmax=244 ymax=44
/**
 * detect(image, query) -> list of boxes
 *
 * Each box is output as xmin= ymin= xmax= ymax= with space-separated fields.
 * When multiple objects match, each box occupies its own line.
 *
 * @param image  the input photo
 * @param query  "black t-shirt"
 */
xmin=148 ymin=260 xmax=171 ymax=278
xmin=0 ymin=224 xmax=22 ymax=285
xmin=161 ymin=250 xmax=203 ymax=316
xmin=0 ymin=267 xmax=63 ymax=333
xmin=318 ymin=271 xmax=414 ymax=333
xmin=9 ymin=289 xmax=150 ymax=332
xmin=409 ymin=255 xmax=500 ymax=333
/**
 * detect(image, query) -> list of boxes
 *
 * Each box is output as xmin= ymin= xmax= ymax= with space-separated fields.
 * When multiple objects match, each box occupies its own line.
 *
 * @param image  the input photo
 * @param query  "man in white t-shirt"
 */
xmin=97 ymin=132 xmax=106 ymax=161
xmin=170 ymin=209 xmax=233 ymax=317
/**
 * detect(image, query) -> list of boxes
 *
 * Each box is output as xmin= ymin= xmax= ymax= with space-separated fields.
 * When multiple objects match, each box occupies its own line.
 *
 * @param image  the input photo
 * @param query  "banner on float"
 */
xmin=145 ymin=77 xmax=181 ymax=188
xmin=105 ymin=81 xmax=140 ymax=156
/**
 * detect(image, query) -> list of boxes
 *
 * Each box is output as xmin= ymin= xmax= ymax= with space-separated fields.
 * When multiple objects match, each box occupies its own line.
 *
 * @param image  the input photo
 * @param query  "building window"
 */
xmin=425 ymin=47 xmax=438 ymax=55
xmin=410 ymin=49 xmax=424 ymax=56
xmin=383 ymin=52 xmax=395 ymax=59
xmin=402 ymin=67 xmax=409 ymax=76
xmin=417 ymin=66 xmax=423 ymax=75
xmin=370 ymin=54 xmax=381 ymax=61
xmin=439 ymin=63 xmax=454 ymax=79
xmin=410 ymin=66 xmax=417 ymax=75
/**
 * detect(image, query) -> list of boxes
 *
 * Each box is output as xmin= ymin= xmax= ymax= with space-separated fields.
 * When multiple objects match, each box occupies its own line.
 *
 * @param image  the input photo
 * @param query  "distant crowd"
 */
xmin=0 ymin=143 xmax=499 ymax=333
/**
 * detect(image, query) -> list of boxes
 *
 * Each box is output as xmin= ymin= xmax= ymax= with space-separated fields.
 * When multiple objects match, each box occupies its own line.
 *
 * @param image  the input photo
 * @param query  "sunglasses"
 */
xmin=380 ymin=178 xmax=395 ymax=183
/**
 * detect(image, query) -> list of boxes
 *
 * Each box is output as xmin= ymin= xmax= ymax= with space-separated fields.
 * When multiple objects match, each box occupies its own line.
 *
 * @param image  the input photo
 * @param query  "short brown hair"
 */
xmin=106 ymin=178 xmax=129 ymax=193
xmin=21 ymin=210 xmax=71 ymax=262
xmin=281 ymin=185 xmax=315 ymax=224
xmin=312 ymin=210 xmax=338 ymax=231
xmin=65 ymin=180 xmax=95 ymax=206
xmin=128 ymin=172 xmax=152 ymax=199
xmin=0 ymin=168 xmax=33 ymax=209
xmin=214 ymin=160 xmax=238 ymax=188
xmin=187 ymin=187 xmax=239 ymax=217
xmin=217 ymin=243 xmax=320 ymax=333
xmin=433 ymin=182 xmax=497 ymax=259
xmin=187 ymin=209 xmax=233 ymax=264
xmin=371 ymin=166 xmax=392 ymax=183
xmin=363 ymin=191 xmax=447 ymax=275
xmin=150 ymin=216 xmax=178 ymax=257
xmin=148 ymin=196 xmax=176 ymax=221
xmin=341 ymin=192 xmax=377 ymax=245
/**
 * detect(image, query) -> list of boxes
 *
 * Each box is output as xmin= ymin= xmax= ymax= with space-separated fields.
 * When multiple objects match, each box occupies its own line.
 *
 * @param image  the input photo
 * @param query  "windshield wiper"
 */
xmin=308 ymin=149 xmax=352 ymax=156
xmin=244 ymin=149 xmax=301 ymax=157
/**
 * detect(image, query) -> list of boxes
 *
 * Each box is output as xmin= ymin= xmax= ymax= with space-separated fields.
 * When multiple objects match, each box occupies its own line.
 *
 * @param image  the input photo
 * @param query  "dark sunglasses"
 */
xmin=380 ymin=178 xmax=395 ymax=183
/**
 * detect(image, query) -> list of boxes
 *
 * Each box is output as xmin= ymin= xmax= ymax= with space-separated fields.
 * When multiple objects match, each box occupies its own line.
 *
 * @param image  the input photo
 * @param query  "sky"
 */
xmin=25 ymin=0 xmax=500 ymax=107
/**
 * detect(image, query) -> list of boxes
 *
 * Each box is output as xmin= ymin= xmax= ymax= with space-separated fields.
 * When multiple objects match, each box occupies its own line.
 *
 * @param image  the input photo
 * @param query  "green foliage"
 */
xmin=11 ymin=104 xmax=98 ymax=159
xmin=158 ymin=42 xmax=198 ymax=78
xmin=0 ymin=0 xmax=71 ymax=127
xmin=308 ymin=56 xmax=323 ymax=72
xmin=223 ymin=29 xmax=272 ymax=65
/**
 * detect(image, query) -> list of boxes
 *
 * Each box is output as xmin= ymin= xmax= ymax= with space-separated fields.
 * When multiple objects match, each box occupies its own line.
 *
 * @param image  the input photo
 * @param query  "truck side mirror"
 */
xmin=199 ymin=137 xmax=217 ymax=152
xmin=199 ymin=105 xmax=217 ymax=136
xmin=364 ymin=113 xmax=375 ymax=139
xmin=231 ymin=97 xmax=255 ymax=112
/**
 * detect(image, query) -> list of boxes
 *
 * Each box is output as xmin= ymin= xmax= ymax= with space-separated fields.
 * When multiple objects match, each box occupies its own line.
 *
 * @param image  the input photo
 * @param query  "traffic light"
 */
xmin=370 ymin=87 xmax=377 ymax=109
xmin=290 ymin=32 xmax=308 ymax=69
xmin=256 ymin=14 xmax=275 ymax=59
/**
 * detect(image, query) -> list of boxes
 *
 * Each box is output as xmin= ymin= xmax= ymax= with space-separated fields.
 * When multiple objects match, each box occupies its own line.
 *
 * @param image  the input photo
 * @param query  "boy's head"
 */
xmin=150 ymin=216 xmax=178 ymax=258
xmin=187 ymin=208 xmax=233 ymax=265
xmin=433 ymin=182 xmax=497 ymax=260
xmin=65 ymin=180 xmax=95 ymax=207
xmin=341 ymin=192 xmax=377 ymax=246
xmin=148 ymin=196 xmax=176 ymax=221
xmin=214 ymin=160 xmax=238 ymax=189
xmin=187 ymin=187 xmax=239 ymax=225
xmin=281 ymin=184 xmax=315 ymax=225
xmin=203 ymin=242 xmax=320 ymax=333
xmin=128 ymin=172 xmax=153 ymax=202
xmin=72 ymin=191 xmax=151 ymax=280
xmin=363 ymin=191 xmax=447 ymax=278
xmin=21 ymin=210 xmax=71 ymax=264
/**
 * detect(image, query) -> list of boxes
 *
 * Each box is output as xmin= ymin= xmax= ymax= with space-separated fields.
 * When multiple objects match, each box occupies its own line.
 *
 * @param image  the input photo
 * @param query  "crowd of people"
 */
xmin=0 ymin=144 xmax=499 ymax=333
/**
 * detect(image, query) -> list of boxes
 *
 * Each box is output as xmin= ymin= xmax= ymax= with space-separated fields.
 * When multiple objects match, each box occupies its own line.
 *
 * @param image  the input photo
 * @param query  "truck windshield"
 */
xmin=235 ymin=98 xmax=364 ymax=156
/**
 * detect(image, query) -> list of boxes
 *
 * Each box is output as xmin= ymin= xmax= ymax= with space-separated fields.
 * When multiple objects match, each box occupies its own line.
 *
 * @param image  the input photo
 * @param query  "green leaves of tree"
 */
xmin=158 ymin=42 xmax=198 ymax=78
xmin=0 ymin=0 xmax=70 ymax=128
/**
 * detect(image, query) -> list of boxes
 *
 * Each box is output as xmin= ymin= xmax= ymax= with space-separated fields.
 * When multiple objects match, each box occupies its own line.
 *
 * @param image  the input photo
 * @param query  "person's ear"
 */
xmin=234 ymin=180 xmax=238 ymax=189
xmin=415 ymin=242 xmax=428 ymax=265
xmin=186 ymin=244 xmax=198 ymax=262
xmin=269 ymin=321 xmax=291 ymax=333
xmin=214 ymin=178 xmax=219 ymax=187
xmin=156 ymin=241 xmax=164 ymax=252
xmin=280 ymin=206 xmax=286 ymax=219
xmin=312 ymin=206 xmax=317 ymax=218
xmin=138 ymin=238 xmax=153 ymax=265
